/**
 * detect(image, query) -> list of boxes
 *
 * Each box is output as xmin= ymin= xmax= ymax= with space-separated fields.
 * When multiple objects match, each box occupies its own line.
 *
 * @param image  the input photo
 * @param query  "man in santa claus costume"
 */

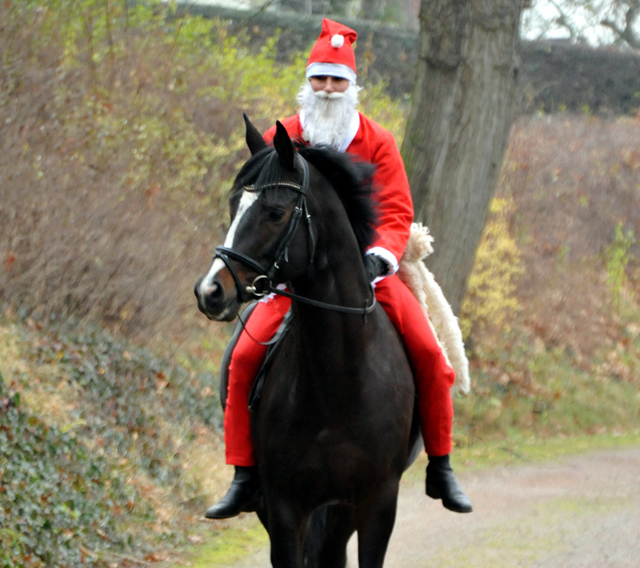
xmin=205 ymin=18 xmax=472 ymax=519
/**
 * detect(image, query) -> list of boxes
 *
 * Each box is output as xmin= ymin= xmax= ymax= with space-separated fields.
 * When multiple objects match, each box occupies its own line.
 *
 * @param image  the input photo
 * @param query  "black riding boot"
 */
xmin=204 ymin=466 xmax=261 ymax=519
xmin=426 ymin=454 xmax=473 ymax=513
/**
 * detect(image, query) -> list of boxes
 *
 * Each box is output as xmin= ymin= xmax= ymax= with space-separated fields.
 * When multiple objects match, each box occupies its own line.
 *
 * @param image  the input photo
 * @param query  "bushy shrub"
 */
xmin=1 ymin=316 xmax=222 ymax=566
xmin=460 ymin=196 xmax=524 ymax=340
xmin=454 ymin=115 xmax=640 ymax=445
xmin=23 ymin=323 xmax=221 ymax=490
xmin=0 ymin=371 xmax=141 ymax=568
xmin=503 ymin=115 xmax=640 ymax=358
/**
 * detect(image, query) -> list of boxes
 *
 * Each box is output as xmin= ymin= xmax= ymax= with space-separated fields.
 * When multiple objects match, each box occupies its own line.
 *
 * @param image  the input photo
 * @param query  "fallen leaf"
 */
xmin=3 ymin=251 xmax=15 ymax=271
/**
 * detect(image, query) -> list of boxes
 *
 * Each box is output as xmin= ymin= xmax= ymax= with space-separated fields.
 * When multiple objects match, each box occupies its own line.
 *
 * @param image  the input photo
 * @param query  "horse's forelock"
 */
xmin=232 ymin=147 xmax=285 ymax=196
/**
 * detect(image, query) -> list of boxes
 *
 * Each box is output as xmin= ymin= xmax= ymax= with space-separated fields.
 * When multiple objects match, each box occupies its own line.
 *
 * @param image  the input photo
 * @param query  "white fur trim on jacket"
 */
xmin=397 ymin=223 xmax=471 ymax=395
xmin=366 ymin=247 xmax=399 ymax=284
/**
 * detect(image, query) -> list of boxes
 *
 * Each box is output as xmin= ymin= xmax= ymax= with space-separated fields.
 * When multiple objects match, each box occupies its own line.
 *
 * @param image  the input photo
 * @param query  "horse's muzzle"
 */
xmin=194 ymin=274 xmax=239 ymax=322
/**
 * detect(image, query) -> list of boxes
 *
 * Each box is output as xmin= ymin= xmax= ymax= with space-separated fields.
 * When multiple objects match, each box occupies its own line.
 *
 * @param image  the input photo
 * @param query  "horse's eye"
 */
xmin=267 ymin=208 xmax=286 ymax=223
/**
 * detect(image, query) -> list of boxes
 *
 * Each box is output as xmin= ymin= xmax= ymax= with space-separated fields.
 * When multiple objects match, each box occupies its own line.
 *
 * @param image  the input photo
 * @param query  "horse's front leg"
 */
xmin=267 ymin=498 xmax=309 ymax=568
xmin=355 ymin=479 xmax=401 ymax=568
xmin=315 ymin=504 xmax=356 ymax=568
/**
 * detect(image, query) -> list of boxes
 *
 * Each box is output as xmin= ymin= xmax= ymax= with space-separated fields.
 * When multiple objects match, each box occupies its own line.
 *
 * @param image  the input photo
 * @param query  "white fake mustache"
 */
xmin=313 ymin=90 xmax=346 ymax=100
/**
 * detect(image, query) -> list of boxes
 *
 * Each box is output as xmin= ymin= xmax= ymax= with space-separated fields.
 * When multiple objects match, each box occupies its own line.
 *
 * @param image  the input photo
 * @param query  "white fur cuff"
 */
xmin=366 ymin=247 xmax=399 ymax=275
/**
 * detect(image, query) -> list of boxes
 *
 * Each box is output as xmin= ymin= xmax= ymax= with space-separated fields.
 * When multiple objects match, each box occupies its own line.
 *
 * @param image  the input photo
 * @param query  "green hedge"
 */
xmin=1 ymin=373 xmax=137 ymax=567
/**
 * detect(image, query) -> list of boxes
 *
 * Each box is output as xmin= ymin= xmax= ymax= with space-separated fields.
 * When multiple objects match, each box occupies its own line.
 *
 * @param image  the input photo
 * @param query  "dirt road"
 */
xmin=221 ymin=447 xmax=640 ymax=567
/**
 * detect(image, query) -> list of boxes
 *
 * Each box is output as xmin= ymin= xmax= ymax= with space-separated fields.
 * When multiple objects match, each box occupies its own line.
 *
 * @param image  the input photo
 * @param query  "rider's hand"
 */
xmin=364 ymin=254 xmax=389 ymax=283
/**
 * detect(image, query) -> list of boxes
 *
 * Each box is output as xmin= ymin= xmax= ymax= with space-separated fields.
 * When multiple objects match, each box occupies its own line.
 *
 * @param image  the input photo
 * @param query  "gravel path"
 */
xmin=220 ymin=447 xmax=640 ymax=567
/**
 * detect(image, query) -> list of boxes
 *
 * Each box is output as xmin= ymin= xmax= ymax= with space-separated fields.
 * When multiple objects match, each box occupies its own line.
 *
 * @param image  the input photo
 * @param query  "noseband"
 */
xmin=213 ymin=155 xmax=376 ymax=319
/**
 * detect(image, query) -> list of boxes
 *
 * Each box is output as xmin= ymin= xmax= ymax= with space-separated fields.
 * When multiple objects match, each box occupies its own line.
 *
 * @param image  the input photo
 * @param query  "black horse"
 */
xmin=195 ymin=116 xmax=420 ymax=568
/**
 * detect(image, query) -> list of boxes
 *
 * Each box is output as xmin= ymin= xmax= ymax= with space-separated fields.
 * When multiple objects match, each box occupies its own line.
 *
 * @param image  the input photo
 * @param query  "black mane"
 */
xmin=232 ymin=144 xmax=377 ymax=255
xmin=298 ymin=144 xmax=377 ymax=255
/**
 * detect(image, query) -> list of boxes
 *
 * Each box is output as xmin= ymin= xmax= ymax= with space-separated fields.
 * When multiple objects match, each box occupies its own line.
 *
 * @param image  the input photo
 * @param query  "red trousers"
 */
xmin=223 ymin=275 xmax=455 ymax=466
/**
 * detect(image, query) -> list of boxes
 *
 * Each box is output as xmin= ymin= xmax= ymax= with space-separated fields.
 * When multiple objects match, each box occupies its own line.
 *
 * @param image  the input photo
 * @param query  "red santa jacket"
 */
xmin=263 ymin=112 xmax=414 ymax=274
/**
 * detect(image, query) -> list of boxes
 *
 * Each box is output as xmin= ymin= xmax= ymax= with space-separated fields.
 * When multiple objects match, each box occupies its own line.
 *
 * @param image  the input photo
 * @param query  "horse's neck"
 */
xmin=289 ymin=236 xmax=374 ymax=383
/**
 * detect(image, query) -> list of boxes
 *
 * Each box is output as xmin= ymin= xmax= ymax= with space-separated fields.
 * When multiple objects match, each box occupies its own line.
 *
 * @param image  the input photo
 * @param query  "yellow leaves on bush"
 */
xmin=604 ymin=221 xmax=636 ymax=310
xmin=460 ymin=197 xmax=524 ymax=339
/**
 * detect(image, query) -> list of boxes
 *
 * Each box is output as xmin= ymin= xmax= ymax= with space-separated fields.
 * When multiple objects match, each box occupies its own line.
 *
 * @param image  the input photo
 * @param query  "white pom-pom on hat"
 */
xmin=331 ymin=34 xmax=344 ymax=48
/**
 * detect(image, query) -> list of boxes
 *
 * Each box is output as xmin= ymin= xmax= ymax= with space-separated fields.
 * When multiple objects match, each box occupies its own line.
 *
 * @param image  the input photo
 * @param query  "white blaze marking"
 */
xmin=199 ymin=190 xmax=259 ymax=297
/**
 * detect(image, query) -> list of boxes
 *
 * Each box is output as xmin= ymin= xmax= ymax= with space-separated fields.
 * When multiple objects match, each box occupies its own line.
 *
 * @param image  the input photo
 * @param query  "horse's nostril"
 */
xmin=209 ymin=281 xmax=223 ymax=299
xmin=195 ymin=277 xmax=224 ymax=306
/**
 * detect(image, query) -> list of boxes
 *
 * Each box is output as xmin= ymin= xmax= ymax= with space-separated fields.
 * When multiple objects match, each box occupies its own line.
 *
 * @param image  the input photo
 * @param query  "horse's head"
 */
xmin=195 ymin=115 xmax=315 ymax=321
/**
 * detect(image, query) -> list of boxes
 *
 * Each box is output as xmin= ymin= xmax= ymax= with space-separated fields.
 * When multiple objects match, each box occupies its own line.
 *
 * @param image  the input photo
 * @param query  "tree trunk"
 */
xmin=402 ymin=0 xmax=525 ymax=314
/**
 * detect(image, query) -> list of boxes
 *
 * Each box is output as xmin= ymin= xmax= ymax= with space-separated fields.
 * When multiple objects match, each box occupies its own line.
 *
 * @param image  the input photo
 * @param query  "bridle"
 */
xmin=213 ymin=155 xmax=376 ymax=320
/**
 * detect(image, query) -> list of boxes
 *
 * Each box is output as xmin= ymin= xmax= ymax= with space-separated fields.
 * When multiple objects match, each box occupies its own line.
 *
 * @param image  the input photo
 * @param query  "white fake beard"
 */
xmin=297 ymin=82 xmax=359 ymax=149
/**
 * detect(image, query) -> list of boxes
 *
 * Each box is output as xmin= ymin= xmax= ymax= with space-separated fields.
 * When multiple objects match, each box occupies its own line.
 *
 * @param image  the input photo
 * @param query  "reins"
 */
xmin=213 ymin=154 xmax=377 ymax=333
xmin=269 ymin=286 xmax=376 ymax=317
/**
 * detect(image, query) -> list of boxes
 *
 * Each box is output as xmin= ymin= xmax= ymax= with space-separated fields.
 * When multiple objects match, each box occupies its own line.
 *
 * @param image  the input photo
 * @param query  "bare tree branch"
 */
xmin=602 ymin=0 xmax=640 ymax=50
xmin=549 ymin=0 xmax=578 ymax=38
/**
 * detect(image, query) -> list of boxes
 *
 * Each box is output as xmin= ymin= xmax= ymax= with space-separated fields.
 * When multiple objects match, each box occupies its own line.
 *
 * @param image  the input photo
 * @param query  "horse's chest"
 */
xmin=253 ymin=332 xmax=413 ymax=501
xmin=256 ymin=393 xmax=400 ymax=489
xmin=259 ymin=422 xmax=383 ymax=498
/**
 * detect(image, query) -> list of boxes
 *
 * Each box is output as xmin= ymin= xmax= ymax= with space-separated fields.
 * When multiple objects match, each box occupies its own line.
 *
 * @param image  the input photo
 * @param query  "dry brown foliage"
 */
xmin=499 ymin=114 xmax=640 ymax=359
xmin=0 ymin=4 xmax=259 ymax=344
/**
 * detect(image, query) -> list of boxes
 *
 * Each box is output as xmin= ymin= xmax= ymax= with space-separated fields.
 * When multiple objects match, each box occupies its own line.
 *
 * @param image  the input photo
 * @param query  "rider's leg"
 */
xmin=374 ymin=275 xmax=472 ymax=513
xmin=205 ymin=295 xmax=291 ymax=519
xmin=374 ymin=275 xmax=454 ymax=455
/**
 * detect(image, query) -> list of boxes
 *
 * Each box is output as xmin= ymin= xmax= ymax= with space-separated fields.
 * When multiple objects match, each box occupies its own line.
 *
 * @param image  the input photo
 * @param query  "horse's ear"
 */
xmin=243 ymin=113 xmax=268 ymax=156
xmin=273 ymin=121 xmax=296 ymax=171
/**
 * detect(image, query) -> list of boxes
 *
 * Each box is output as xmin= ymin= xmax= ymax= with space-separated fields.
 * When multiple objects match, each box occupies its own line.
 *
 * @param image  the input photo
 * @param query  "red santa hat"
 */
xmin=306 ymin=18 xmax=358 ymax=84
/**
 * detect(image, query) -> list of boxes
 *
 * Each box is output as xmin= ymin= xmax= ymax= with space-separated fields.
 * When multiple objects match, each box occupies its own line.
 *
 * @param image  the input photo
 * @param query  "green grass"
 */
xmin=165 ymin=519 xmax=268 ymax=568
xmin=457 ymin=430 xmax=640 ymax=469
